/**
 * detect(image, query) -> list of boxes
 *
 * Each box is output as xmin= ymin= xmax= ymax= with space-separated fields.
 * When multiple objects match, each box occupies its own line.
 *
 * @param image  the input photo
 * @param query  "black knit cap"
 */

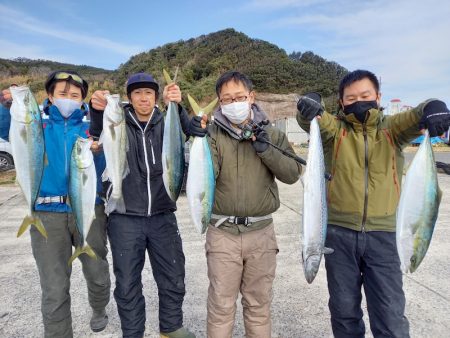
xmin=126 ymin=72 xmax=159 ymax=97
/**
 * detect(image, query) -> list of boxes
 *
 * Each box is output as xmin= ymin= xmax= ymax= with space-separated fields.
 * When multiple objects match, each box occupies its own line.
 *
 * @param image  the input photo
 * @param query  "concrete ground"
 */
xmin=0 ymin=162 xmax=449 ymax=337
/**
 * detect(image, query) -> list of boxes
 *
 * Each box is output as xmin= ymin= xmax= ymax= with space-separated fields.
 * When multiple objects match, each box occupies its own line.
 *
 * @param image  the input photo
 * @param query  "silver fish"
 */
xmin=186 ymin=95 xmax=217 ymax=234
xmin=162 ymin=69 xmax=185 ymax=201
xmin=301 ymin=117 xmax=332 ymax=283
xmin=9 ymin=86 xmax=47 ymax=238
xmin=100 ymin=94 xmax=129 ymax=215
xmin=396 ymin=130 xmax=442 ymax=273
xmin=68 ymin=137 xmax=97 ymax=264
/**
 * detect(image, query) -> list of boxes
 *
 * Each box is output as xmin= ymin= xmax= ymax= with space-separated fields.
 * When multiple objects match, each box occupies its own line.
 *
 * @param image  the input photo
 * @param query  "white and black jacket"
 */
xmin=90 ymin=103 xmax=191 ymax=216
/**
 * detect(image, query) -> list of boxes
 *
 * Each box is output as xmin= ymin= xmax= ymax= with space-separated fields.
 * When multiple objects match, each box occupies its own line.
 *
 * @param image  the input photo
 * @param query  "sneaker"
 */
xmin=90 ymin=308 xmax=108 ymax=332
xmin=160 ymin=327 xmax=195 ymax=338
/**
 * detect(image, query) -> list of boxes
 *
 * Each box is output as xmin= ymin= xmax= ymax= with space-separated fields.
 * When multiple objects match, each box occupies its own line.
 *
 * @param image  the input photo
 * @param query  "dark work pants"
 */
xmin=324 ymin=224 xmax=410 ymax=338
xmin=108 ymin=212 xmax=186 ymax=338
xmin=31 ymin=205 xmax=111 ymax=338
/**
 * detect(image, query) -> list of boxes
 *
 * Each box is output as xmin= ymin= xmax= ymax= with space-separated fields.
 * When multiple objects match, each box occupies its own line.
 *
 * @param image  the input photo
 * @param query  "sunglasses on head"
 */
xmin=53 ymin=72 xmax=84 ymax=85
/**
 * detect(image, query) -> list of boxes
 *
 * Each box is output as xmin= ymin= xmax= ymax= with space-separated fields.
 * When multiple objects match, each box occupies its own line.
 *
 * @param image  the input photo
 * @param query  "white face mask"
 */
xmin=53 ymin=98 xmax=81 ymax=118
xmin=221 ymin=101 xmax=250 ymax=124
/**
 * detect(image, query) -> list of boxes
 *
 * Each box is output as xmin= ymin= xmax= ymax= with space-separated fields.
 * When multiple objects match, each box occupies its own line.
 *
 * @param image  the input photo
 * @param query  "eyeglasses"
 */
xmin=219 ymin=95 xmax=248 ymax=105
xmin=53 ymin=72 xmax=84 ymax=85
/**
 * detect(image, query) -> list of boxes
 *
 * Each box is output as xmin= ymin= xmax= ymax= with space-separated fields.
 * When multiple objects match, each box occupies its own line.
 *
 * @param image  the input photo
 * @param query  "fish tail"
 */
xmin=105 ymin=195 xmax=126 ymax=215
xmin=17 ymin=214 xmax=47 ymax=239
xmin=322 ymin=246 xmax=334 ymax=255
xmin=68 ymin=244 xmax=97 ymax=265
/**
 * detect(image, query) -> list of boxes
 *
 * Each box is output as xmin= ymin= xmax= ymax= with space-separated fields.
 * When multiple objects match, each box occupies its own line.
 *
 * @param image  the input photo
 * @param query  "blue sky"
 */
xmin=1 ymin=0 xmax=449 ymax=106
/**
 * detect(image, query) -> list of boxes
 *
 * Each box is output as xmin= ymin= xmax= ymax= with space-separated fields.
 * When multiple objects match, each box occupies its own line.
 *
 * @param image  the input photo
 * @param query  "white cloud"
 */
xmin=270 ymin=0 xmax=450 ymax=105
xmin=0 ymin=39 xmax=79 ymax=64
xmin=0 ymin=4 xmax=143 ymax=57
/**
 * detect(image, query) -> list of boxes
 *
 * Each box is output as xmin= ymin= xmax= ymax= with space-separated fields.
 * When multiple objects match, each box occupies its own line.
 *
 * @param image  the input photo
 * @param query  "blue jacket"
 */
xmin=34 ymin=100 xmax=105 ymax=212
xmin=0 ymin=103 xmax=11 ymax=141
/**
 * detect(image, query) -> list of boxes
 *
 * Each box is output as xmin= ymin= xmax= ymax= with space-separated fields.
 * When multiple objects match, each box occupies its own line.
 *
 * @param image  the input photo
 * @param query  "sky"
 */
xmin=1 ymin=0 xmax=449 ymax=106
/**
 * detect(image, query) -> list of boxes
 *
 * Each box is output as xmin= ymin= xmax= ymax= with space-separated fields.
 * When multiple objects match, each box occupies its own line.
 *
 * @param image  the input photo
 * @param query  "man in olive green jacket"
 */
xmin=190 ymin=71 xmax=302 ymax=338
xmin=296 ymin=69 xmax=450 ymax=338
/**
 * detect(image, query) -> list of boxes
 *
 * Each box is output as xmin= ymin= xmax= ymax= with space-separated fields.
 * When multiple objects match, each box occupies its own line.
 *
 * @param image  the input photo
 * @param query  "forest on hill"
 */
xmin=0 ymin=28 xmax=347 ymax=111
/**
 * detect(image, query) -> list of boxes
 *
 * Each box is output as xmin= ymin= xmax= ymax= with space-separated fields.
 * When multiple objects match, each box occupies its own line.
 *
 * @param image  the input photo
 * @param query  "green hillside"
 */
xmin=0 ymin=58 xmax=115 ymax=103
xmin=116 ymin=29 xmax=347 ymax=105
xmin=0 ymin=29 xmax=347 ymax=109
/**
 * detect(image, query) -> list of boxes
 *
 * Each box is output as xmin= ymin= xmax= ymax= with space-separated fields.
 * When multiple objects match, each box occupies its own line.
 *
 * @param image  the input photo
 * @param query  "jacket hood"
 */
xmin=213 ymin=103 xmax=268 ymax=140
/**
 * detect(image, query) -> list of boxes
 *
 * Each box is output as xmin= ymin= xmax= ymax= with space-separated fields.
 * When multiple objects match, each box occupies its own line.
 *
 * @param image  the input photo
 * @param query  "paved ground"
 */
xmin=0 ymin=160 xmax=449 ymax=337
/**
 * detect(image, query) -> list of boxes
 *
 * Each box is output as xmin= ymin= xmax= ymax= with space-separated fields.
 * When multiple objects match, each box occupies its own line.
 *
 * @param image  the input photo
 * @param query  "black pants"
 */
xmin=108 ymin=212 xmax=186 ymax=338
xmin=324 ymin=225 xmax=410 ymax=338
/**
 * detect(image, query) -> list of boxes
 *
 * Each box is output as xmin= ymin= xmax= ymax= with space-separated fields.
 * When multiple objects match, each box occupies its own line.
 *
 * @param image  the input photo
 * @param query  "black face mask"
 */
xmin=343 ymin=100 xmax=378 ymax=123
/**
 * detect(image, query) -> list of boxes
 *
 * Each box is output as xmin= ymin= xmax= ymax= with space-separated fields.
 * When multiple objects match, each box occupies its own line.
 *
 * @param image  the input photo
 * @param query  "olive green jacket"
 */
xmin=208 ymin=104 xmax=302 ymax=234
xmin=297 ymin=101 xmax=433 ymax=232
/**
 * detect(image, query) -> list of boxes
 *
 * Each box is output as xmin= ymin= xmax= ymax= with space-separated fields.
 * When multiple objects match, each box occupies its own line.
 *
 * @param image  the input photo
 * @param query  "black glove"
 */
xmin=252 ymin=129 xmax=270 ymax=153
xmin=419 ymin=100 xmax=450 ymax=137
xmin=189 ymin=115 xmax=208 ymax=137
xmin=297 ymin=92 xmax=324 ymax=121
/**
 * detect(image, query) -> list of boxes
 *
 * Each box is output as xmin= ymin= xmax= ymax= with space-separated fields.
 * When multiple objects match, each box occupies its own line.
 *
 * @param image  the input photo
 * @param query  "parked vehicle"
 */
xmin=0 ymin=138 xmax=14 ymax=171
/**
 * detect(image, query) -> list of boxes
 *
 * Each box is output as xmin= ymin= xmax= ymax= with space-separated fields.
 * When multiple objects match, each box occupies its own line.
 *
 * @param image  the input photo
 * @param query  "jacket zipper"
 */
xmin=361 ymin=124 xmax=369 ymax=232
xmin=64 ymin=119 xmax=68 ymax=187
xmin=149 ymin=139 xmax=155 ymax=164
xmin=128 ymin=112 xmax=152 ymax=215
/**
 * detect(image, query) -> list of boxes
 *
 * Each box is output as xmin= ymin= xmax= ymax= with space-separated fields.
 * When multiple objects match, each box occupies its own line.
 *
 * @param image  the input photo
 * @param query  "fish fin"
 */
xmin=122 ymin=160 xmax=130 ymax=179
xmin=20 ymin=127 xmax=27 ymax=142
xmin=68 ymin=244 xmax=97 ymax=265
xmin=163 ymin=69 xmax=173 ymax=85
xmin=98 ymin=131 xmax=104 ymax=145
xmin=125 ymin=135 xmax=130 ymax=153
xmin=44 ymin=153 xmax=49 ymax=167
xmin=101 ymin=167 xmax=109 ymax=182
xmin=437 ymin=186 xmax=443 ymax=204
xmin=82 ymin=172 xmax=88 ymax=185
xmin=17 ymin=214 xmax=47 ymax=239
xmin=322 ymin=247 xmax=334 ymax=255
xmin=109 ymin=124 xmax=116 ymax=140
xmin=105 ymin=195 xmax=126 ymax=215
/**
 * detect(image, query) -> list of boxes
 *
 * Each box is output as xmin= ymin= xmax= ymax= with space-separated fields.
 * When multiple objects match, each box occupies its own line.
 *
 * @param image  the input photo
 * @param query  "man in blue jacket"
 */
xmin=2 ymin=71 xmax=111 ymax=337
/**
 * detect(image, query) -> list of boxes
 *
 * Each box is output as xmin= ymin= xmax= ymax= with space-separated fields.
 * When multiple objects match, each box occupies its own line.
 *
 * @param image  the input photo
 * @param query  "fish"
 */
xmin=9 ymin=86 xmax=47 ymax=238
xmin=161 ymin=68 xmax=185 ymax=201
xmin=186 ymin=95 xmax=217 ymax=234
xmin=100 ymin=94 xmax=129 ymax=215
xmin=301 ymin=117 xmax=333 ymax=283
xmin=396 ymin=129 xmax=442 ymax=273
xmin=68 ymin=137 xmax=97 ymax=264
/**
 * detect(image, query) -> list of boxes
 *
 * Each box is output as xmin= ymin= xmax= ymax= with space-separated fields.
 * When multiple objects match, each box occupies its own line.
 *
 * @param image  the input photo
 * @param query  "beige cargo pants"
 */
xmin=206 ymin=223 xmax=279 ymax=338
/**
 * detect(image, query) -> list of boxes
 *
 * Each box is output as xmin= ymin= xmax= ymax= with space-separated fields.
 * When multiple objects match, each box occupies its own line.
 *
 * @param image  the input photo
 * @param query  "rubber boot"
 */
xmin=90 ymin=308 xmax=108 ymax=332
xmin=160 ymin=327 xmax=196 ymax=338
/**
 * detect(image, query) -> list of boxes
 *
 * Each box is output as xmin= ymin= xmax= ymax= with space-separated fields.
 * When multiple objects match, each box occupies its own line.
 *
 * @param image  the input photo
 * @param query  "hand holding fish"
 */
xmin=297 ymin=92 xmax=324 ymax=121
xmin=163 ymin=83 xmax=182 ymax=105
xmin=189 ymin=115 xmax=208 ymax=137
xmin=91 ymin=90 xmax=110 ymax=110
xmin=0 ymin=88 xmax=12 ymax=104
xmin=89 ymin=137 xmax=102 ymax=153
xmin=418 ymin=100 xmax=450 ymax=137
